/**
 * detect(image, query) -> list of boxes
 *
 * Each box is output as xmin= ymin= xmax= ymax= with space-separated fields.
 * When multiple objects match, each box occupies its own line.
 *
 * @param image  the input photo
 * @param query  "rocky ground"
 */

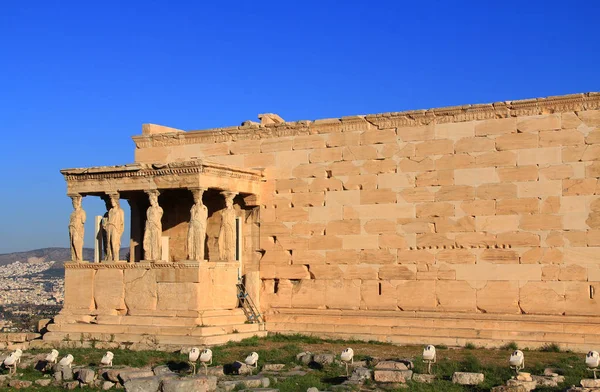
xmin=0 ymin=335 xmax=597 ymax=391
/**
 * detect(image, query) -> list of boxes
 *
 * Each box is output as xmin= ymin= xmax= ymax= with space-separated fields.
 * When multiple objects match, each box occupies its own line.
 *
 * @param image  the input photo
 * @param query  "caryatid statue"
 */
xmin=143 ymin=190 xmax=163 ymax=261
xmin=68 ymin=194 xmax=86 ymax=262
xmin=105 ymin=193 xmax=125 ymax=262
xmin=187 ymin=188 xmax=208 ymax=261
xmin=218 ymin=192 xmax=237 ymax=261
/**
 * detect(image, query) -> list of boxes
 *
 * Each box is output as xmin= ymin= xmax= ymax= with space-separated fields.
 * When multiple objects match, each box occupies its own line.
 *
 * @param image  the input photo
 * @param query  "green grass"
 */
xmin=0 ymin=334 xmax=592 ymax=392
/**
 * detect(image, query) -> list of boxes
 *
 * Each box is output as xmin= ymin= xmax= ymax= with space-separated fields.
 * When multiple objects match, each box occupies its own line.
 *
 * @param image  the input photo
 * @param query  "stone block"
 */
xmin=327 ymin=132 xmax=361 ymax=147
xmin=397 ymin=250 xmax=434 ymax=264
xmin=245 ymin=153 xmax=276 ymax=169
xmin=455 ymin=136 xmax=495 ymax=153
xmin=400 ymin=188 xmax=435 ymax=202
xmin=517 ymin=147 xmax=562 ymax=166
xmin=436 ymin=281 xmax=476 ymax=312
xmin=455 ymin=167 xmax=498 ymax=186
xmin=309 ymin=147 xmax=342 ymax=163
xmin=291 ymin=192 xmax=325 ymax=207
xmin=581 ymin=378 xmax=600 ymax=388
xmin=497 ymin=232 xmax=540 ymax=247
xmin=519 ymin=214 xmax=562 ymax=230
xmin=379 ymin=234 xmax=407 ymax=249
xmin=379 ymin=265 xmax=416 ymax=280
xmin=325 ymin=190 xmax=360 ymax=206
xmin=540 ymin=129 xmax=585 ymax=146
xmin=364 ymin=219 xmax=397 ymax=234
xmin=416 ymin=170 xmax=454 ymax=187
xmin=162 ymin=376 xmax=217 ymax=392
xmin=374 ymin=369 xmax=413 ymax=383
xmin=342 ymin=235 xmax=379 ymax=249
xmin=260 ymin=265 xmax=310 ymax=280
xmin=325 ymin=280 xmax=361 ymax=310
xmin=434 ymin=217 xmax=475 ymax=233
xmin=293 ymin=135 xmax=326 ymax=150
xmin=416 ymin=233 xmax=454 ymax=248
xmin=343 ymin=145 xmax=378 ymax=160
xmin=361 ymin=129 xmax=397 ymax=145
xmin=309 ymin=178 xmax=343 ymax=192
xmin=459 ymin=200 xmax=495 ymax=216
xmin=435 ymin=121 xmax=475 ymax=140
xmin=360 ymin=189 xmax=397 ymax=204
xmin=475 ymin=118 xmax=516 ymax=136
xmin=157 ymin=282 xmax=198 ymax=311
xmin=517 ymin=180 xmax=562 ymax=197
xmin=361 ymin=159 xmax=397 ymax=175
xmin=416 ymin=202 xmax=454 ymax=217
xmin=276 ymin=208 xmax=308 ymax=222
xmin=261 ymin=138 xmax=293 ymax=153
xmin=497 ymin=166 xmax=538 ymax=182
xmin=476 ymin=151 xmax=516 ymax=167
xmin=477 ymin=183 xmax=517 ymax=200
xmin=326 ymin=220 xmax=361 ymax=235
xmin=360 ymin=249 xmax=397 ymax=264
xmin=496 ymin=198 xmax=538 ymax=215
xmin=292 ymin=163 xmax=328 ymax=178
xmin=476 ymin=215 xmax=519 ymax=233
xmin=496 ymin=133 xmax=539 ymax=150
xmin=64 ymin=269 xmax=95 ymax=310
xmin=452 ymin=372 xmax=484 ymax=385
xmin=435 ymin=185 xmax=475 ymax=201
xmin=517 ymin=114 xmax=561 ymax=132
xmin=481 ymin=249 xmax=519 ymax=263
xmin=377 ymin=173 xmax=414 ymax=190
xmin=560 ymin=265 xmax=587 ymax=281
xmin=435 ymin=154 xmax=476 ymax=169
xmin=308 ymin=236 xmax=343 ymax=250
xmin=398 ymin=157 xmax=436 ymax=173
xmin=539 ymin=164 xmax=577 ymax=180
xmin=275 ymin=178 xmax=309 ymax=194
xmin=329 ymin=161 xmax=361 ymax=176
xmin=519 ymin=282 xmax=565 ymax=315
xmin=308 ymin=206 xmax=342 ymax=222
xmin=397 ymin=124 xmax=434 ymax=141
xmin=123 ymin=376 xmax=160 ymax=392
xmin=563 ymin=178 xmax=598 ymax=195
xmin=477 ymin=281 xmax=519 ymax=313
xmin=344 ymin=204 xmax=414 ymax=220
xmin=436 ymin=249 xmax=476 ymax=264
xmin=564 ymin=248 xmax=600 ymax=264
xmin=415 ymin=139 xmax=454 ymax=157
xmin=229 ymin=140 xmax=261 ymax=155
xmin=341 ymin=174 xmax=377 ymax=190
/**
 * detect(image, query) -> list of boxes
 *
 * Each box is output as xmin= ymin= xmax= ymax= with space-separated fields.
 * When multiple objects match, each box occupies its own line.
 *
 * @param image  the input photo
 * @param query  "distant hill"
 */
xmin=0 ymin=248 xmax=128 ymax=267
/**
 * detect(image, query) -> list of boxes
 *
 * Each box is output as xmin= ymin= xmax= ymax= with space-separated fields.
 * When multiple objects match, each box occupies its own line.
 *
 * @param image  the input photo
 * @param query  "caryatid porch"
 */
xmin=45 ymin=160 xmax=266 ymax=346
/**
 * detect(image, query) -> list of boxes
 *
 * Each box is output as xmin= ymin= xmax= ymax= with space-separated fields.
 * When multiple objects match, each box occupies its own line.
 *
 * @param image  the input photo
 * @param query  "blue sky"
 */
xmin=0 ymin=0 xmax=598 ymax=254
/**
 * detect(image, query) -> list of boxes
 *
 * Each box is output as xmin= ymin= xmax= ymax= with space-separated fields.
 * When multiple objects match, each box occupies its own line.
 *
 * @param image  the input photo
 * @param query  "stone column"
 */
xmin=187 ymin=188 xmax=208 ymax=261
xmin=143 ymin=190 xmax=163 ymax=261
xmin=104 ymin=192 xmax=125 ymax=262
xmin=218 ymin=191 xmax=238 ymax=261
xmin=127 ymin=197 xmax=143 ymax=263
xmin=94 ymin=216 xmax=102 ymax=263
xmin=68 ymin=194 xmax=86 ymax=263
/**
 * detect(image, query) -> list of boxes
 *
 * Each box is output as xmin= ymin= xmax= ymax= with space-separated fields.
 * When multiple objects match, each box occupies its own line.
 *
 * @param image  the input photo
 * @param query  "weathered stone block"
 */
xmin=435 ymin=185 xmax=475 ymax=201
xmin=455 ymin=168 xmax=498 ymax=186
xmin=496 ymin=198 xmax=538 ymax=215
xmin=519 ymin=282 xmax=565 ymax=315
xmin=496 ymin=133 xmax=538 ymax=150
xmin=477 ymin=183 xmax=518 ymax=200
xmin=436 ymin=281 xmax=476 ymax=312
xmin=497 ymin=166 xmax=538 ymax=182
xmin=475 ymin=118 xmax=516 ymax=136
xmin=477 ymin=281 xmax=519 ymax=314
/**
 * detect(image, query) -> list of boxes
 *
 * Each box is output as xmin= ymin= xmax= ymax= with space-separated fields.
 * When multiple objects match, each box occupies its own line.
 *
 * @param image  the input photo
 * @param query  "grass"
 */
xmin=0 ymin=334 xmax=592 ymax=391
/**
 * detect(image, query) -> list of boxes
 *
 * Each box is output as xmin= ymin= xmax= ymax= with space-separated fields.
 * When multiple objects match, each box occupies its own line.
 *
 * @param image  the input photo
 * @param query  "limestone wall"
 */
xmin=132 ymin=93 xmax=600 ymax=321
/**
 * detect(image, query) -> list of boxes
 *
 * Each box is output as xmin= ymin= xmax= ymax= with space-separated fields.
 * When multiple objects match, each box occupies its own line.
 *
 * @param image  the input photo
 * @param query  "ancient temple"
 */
xmin=46 ymin=93 xmax=600 ymax=351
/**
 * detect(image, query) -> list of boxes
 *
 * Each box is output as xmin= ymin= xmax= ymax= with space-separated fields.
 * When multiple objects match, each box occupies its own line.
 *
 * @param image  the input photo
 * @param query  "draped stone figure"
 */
xmin=218 ymin=192 xmax=237 ymax=261
xmin=68 ymin=195 xmax=86 ymax=262
xmin=143 ymin=190 xmax=163 ymax=261
xmin=105 ymin=193 xmax=124 ymax=262
xmin=187 ymin=188 xmax=208 ymax=261
xmin=100 ymin=197 xmax=110 ymax=260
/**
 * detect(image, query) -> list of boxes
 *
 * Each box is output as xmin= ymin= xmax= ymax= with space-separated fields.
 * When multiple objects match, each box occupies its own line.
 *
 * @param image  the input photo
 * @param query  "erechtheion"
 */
xmin=45 ymin=92 xmax=600 ymax=351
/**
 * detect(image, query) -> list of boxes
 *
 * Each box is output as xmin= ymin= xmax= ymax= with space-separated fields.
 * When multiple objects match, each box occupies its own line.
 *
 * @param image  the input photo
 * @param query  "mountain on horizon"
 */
xmin=0 ymin=247 xmax=128 ymax=267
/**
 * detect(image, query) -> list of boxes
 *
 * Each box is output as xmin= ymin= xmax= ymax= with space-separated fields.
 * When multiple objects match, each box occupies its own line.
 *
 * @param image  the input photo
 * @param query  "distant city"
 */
xmin=0 ymin=251 xmax=66 ymax=332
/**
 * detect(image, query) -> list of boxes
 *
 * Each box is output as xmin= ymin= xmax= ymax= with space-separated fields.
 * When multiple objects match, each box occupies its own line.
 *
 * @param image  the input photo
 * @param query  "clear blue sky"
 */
xmin=0 ymin=0 xmax=598 ymax=254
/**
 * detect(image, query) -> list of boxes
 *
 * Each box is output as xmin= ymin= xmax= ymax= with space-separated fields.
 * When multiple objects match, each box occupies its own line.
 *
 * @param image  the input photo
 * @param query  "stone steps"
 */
xmin=43 ymin=329 xmax=267 ymax=346
xmin=265 ymin=309 xmax=600 ymax=352
xmin=46 ymin=321 xmax=261 ymax=336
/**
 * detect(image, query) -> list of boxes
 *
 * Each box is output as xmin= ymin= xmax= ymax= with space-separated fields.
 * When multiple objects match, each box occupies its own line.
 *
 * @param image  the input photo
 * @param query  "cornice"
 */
xmin=64 ymin=261 xmax=239 ymax=269
xmin=132 ymin=92 xmax=600 ymax=148
xmin=61 ymin=160 xmax=263 ymax=182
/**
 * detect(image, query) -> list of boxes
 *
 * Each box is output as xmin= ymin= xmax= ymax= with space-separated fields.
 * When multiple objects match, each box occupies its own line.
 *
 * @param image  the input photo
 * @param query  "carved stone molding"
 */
xmin=61 ymin=160 xmax=263 ymax=183
xmin=64 ymin=261 xmax=239 ymax=269
xmin=131 ymin=92 xmax=600 ymax=148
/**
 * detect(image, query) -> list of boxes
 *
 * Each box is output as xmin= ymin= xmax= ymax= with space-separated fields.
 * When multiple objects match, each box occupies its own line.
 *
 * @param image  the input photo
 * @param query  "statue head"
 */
xmin=109 ymin=194 xmax=120 ymax=208
xmin=147 ymin=190 xmax=159 ymax=206
xmin=70 ymin=195 xmax=82 ymax=209
xmin=192 ymin=188 xmax=205 ymax=204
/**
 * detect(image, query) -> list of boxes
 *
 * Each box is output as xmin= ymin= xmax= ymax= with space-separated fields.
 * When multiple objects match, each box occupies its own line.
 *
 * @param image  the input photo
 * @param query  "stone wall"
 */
xmin=132 ymin=93 xmax=600 ymax=333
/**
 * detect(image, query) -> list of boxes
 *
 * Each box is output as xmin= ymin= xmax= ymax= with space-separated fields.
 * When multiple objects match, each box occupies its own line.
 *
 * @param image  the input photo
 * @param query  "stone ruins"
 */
xmin=45 ymin=92 xmax=600 ymax=351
